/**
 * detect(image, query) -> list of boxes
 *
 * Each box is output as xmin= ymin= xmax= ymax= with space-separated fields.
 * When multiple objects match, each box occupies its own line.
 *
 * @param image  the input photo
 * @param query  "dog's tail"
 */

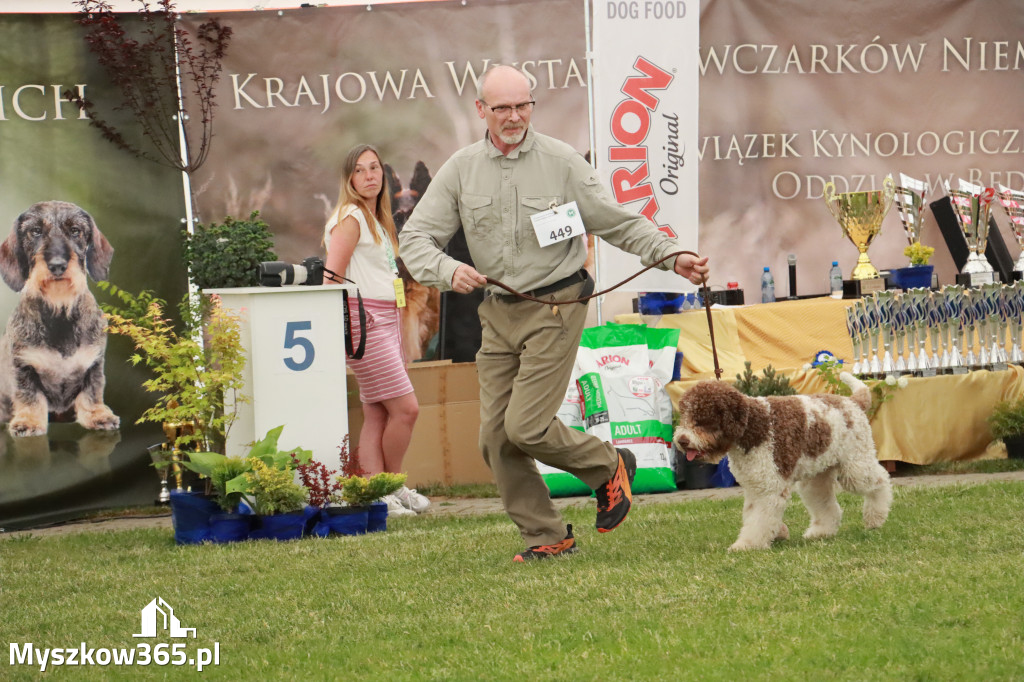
xmin=839 ymin=372 xmax=871 ymax=412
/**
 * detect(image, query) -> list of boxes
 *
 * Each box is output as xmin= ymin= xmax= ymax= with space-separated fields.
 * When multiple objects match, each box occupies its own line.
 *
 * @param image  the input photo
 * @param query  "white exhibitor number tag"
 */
xmin=531 ymin=201 xmax=585 ymax=248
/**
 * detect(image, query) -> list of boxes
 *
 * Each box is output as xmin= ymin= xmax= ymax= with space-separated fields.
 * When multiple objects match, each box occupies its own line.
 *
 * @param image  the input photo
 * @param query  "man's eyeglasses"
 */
xmin=481 ymin=100 xmax=535 ymax=117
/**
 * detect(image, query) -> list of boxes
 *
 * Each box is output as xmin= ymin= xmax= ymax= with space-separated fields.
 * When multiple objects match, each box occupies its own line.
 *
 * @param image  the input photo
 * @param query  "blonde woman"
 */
xmin=324 ymin=144 xmax=427 ymax=515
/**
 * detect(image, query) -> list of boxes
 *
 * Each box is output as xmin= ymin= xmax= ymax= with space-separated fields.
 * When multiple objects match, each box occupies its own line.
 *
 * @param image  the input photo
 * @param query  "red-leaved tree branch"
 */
xmin=64 ymin=0 xmax=231 ymax=175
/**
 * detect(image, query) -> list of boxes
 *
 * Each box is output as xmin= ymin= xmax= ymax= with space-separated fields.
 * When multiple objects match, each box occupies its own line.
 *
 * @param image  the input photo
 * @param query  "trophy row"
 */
xmin=845 ymin=282 xmax=1024 ymax=378
xmin=824 ymin=171 xmax=1024 ymax=290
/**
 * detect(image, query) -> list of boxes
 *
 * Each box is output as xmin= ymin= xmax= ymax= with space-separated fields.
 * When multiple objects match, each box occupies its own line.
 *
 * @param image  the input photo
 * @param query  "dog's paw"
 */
xmin=802 ymin=524 xmax=839 ymax=540
xmin=862 ymin=511 xmax=888 ymax=529
xmin=8 ymin=419 xmax=47 ymax=438
xmin=728 ymin=538 xmax=769 ymax=552
xmin=79 ymin=406 xmax=120 ymax=431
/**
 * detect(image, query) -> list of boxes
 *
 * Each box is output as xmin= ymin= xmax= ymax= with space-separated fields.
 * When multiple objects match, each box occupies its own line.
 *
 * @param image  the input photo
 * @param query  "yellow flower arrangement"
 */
xmin=903 ymin=241 xmax=935 ymax=266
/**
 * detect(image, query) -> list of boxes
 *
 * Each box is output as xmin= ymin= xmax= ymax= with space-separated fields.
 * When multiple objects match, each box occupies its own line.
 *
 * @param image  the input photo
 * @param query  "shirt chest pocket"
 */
xmin=520 ymin=195 xmax=563 ymax=241
xmin=459 ymin=193 xmax=496 ymax=237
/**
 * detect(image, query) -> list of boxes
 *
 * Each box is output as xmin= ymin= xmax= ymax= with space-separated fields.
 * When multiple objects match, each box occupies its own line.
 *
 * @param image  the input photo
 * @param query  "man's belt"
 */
xmin=490 ymin=269 xmax=591 ymax=304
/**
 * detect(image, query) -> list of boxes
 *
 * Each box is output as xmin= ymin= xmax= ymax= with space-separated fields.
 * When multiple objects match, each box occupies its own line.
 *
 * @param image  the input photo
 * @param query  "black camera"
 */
xmin=258 ymin=257 xmax=326 ymax=286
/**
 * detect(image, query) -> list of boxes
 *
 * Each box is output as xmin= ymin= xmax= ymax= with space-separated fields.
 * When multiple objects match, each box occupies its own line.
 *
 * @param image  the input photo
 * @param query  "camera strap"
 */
xmin=324 ymin=267 xmax=367 ymax=359
xmin=342 ymin=287 xmax=367 ymax=360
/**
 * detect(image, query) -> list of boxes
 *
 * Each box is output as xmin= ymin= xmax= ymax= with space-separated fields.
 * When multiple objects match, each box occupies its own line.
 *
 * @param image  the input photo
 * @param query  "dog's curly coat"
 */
xmin=0 ymin=201 xmax=119 ymax=437
xmin=673 ymin=373 xmax=891 ymax=551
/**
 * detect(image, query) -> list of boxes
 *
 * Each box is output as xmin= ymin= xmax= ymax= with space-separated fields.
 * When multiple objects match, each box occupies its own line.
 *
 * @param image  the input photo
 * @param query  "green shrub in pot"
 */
xmin=181 ymin=210 xmax=277 ymax=289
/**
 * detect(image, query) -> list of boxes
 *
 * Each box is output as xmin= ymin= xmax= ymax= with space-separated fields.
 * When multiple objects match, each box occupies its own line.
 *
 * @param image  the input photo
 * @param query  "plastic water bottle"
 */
xmin=829 ymin=261 xmax=843 ymax=298
xmin=760 ymin=267 xmax=775 ymax=303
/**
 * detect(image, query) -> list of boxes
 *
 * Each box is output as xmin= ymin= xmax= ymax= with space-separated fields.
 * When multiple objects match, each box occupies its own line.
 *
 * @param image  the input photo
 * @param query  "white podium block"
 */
xmin=204 ymin=285 xmax=353 ymax=469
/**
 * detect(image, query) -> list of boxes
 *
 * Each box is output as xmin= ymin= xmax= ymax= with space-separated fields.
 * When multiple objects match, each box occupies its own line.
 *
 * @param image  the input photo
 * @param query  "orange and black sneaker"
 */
xmin=595 ymin=448 xmax=637 ymax=533
xmin=513 ymin=524 xmax=578 ymax=562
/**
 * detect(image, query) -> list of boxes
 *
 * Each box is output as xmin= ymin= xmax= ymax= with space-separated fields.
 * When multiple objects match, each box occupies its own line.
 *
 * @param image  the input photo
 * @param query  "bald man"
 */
xmin=400 ymin=65 xmax=709 ymax=562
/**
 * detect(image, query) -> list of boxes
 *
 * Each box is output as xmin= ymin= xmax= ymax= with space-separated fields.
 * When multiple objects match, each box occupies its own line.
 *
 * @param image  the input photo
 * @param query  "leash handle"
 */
xmin=484 ymin=250 xmax=723 ymax=380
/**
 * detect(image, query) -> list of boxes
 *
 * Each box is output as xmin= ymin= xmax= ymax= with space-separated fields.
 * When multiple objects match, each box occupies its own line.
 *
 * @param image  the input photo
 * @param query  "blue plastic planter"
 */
xmin=207 ymin=512 xmax=251 ymax=543
xmin=321 ymin=506 xmax=369 ymax=536
xmin=889 ymin=265 xmax=933 ymax=290
xmin=367 ymin=501 xmax=388 ymax=533
xmin=169 ymin=491 xmax=219 ymax=545
xmin=249 ymin=512 xmax=306 ymax=541
xmin=711 ymin=457 xmax=737 ymax=488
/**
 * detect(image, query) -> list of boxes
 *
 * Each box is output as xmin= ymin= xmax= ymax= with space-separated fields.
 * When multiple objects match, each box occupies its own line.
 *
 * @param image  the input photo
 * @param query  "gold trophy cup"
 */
xmin=824 ymin=175 xmax=896 ymax=284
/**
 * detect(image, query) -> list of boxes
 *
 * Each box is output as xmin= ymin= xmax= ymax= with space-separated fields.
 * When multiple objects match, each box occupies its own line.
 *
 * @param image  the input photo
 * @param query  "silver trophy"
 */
xmin=895 ymin=173 xmax=930 ymax=256
xmin=854 ymin=300 xmax=873 ymax=376
xmin=845 ymin=306 xmax=863 ymax=376
xmin=873 ymin=291 xmax=897 ymax=378
xmin=943 ymin=285 xmax=967 ymax=373
xmin=147 ymin=444 xmax=175 ymax=504
xmin=996 ymin=183 xmax=1024 ymax=274
xmin=1011 ymin=281 xmax=1024 ymax=364
xmin=962 ymin=288 xmax=981 ymax=369
xmin=945 ymin=178 xmax=997 ymax=283
xmin=892 ymin=293 xmax=912 ymax=374
xmin=927 ymin=291 xmax=948 ymax=373
xmin=991 ymin=284 xmax=1010 ymax=371
xmin=906 ymin=287 xmax=933 ymax=376
xmin=980 ymin=282 xmax=1005 ymax=370
xmin=861 ymin=297 xmax=882 ymax=377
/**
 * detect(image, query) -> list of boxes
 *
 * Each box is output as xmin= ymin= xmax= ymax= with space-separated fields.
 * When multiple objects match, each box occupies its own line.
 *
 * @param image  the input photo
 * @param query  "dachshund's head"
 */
xmin=0 ymin=201 xmax=114 ymax=295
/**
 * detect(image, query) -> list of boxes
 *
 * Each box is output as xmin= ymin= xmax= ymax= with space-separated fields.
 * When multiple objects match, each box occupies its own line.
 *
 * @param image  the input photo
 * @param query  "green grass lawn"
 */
xmin=4 ymin=481 xmax=1024 ymax=681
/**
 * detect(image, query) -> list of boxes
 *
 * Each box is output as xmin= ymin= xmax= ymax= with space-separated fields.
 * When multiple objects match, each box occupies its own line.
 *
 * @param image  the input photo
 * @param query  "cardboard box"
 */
xmin=347 ymin=360 xmax=492 ymax=487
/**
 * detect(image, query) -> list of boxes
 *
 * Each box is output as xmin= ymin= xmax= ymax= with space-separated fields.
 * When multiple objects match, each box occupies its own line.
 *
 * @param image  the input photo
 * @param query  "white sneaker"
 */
xmin=381 ymin=494 xmax=415 ymax=516
xmin=393 ymin=485 xmax=430 ymax=513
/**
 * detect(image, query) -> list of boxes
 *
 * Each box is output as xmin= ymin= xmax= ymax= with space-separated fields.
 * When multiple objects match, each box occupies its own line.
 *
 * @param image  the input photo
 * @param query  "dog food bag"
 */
xmin=539 ymin=371 xmax=593 ymax=497
xmin=577 ymin=323 xmax=676 ymax=493
xmin=641 ymin=326 xmax=682 ymax=492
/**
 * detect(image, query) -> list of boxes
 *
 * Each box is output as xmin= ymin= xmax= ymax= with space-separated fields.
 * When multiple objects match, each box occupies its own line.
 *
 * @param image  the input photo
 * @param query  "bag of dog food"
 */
xmin=640 ymin=326 xmax=682 ymax=492
xmin=576 ymin=323 xmax=679 ymax=494
xmin=539 ymin=370 xmax=593 ymax=497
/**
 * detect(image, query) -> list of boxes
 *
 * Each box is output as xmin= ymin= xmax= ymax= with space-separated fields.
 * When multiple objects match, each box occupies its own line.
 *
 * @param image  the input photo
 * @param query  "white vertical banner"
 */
xmin=591 ymin=0 xmax=699 ymax=293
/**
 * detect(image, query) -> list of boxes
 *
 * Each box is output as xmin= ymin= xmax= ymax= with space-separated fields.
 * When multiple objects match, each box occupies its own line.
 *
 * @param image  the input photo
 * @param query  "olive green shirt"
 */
xmin=398 ymin=126 xmax=683 ymax=294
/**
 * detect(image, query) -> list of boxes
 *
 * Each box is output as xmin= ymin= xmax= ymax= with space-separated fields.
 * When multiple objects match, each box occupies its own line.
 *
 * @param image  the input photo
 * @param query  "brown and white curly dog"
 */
xmin=673 ymin=373 xmax=891 ymax=551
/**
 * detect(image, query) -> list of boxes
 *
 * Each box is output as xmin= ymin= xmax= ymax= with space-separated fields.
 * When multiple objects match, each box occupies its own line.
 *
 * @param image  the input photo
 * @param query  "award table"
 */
xmin=616 ymin=296 xmax=1024 ymax=465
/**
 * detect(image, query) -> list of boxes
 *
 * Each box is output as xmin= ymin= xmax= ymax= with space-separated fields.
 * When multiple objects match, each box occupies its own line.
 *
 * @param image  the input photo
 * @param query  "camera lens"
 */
xmin=259 ymin=259 xmax=321 ymax=286
xmin=258 ymin=261 xmax=291 ymax=287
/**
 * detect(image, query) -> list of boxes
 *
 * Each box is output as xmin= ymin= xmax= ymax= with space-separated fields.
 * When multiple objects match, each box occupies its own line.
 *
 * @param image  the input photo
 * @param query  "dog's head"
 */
xmin=0 ymin=201 xmax=114 ymax=293
xmin=673 ymin=380 xmax=756 ymax=464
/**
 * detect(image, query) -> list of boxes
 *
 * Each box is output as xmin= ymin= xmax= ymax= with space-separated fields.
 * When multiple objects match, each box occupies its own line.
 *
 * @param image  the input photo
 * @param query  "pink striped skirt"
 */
xmin=347 ymin=298 xmax=414 ymax=403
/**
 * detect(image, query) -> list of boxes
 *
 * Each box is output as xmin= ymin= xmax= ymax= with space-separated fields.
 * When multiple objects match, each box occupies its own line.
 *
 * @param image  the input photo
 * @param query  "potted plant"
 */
xmin=181 ymin=211 xmax=277 ymax=289
xmin=98 ymin=283 xmax=248 ymax=455
xmin=891 ymin=242 xmax=935 ymax=290
xmin=176 ymin=425 xmax=311 ymax=543
xmin=987 ymin=397 xmax=1024 ymax=459
xmin=294 ymin=456 xmax=339 ymax=537
xmin=175 ymin=453 xmax=251 ymax=543
xmin=244 ymin=458 xmax=309 ymax=541
xmin=330 ymin=472 xmax=408 ymax=535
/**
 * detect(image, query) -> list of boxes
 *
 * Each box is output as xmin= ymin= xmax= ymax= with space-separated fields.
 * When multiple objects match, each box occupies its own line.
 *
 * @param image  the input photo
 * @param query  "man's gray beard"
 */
xmin=498 ymin=127 xmax=526 ymax=145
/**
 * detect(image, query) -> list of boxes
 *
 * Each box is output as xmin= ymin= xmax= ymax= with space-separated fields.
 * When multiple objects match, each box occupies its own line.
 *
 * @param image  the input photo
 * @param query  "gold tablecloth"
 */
xmin=616 ymin=297 xmax=1024 ymax=464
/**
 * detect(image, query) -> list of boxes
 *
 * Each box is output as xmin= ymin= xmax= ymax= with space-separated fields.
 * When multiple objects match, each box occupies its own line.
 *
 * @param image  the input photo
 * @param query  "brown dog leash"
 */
xmin=484 ymin=250 xmax=723 ymax=380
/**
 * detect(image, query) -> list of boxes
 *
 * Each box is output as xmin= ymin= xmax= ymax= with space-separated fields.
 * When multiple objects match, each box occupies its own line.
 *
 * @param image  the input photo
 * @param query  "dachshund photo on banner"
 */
xmin=0 ymin=200 xmax=120 ymax=437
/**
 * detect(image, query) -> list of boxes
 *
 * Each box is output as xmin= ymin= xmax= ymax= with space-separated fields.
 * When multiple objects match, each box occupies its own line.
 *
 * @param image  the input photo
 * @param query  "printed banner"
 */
xmin=696 ymin=0 xmax=1024 ymax=299
xmin=179 ymin=0 xmax=589 ymax=362
xmin=592 ymin=0 xmax=700 ymax=293
xmin=0 ymin=13 xmax=188 ymax=529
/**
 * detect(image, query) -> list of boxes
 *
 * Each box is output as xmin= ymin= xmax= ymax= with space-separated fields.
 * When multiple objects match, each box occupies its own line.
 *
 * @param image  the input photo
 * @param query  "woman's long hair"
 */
xmin=330 ymin=144 xmax=399 ymax=251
